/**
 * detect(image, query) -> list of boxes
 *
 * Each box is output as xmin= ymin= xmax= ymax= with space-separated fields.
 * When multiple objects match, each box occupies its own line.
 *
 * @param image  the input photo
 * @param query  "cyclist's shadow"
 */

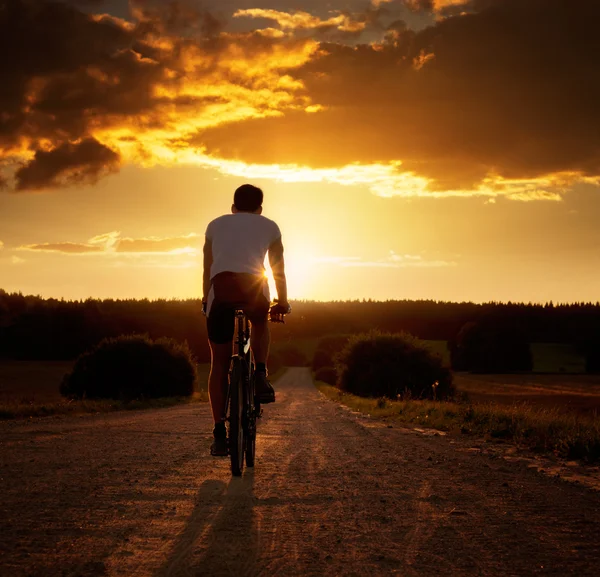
xmin=158 ymin=471 xmax=258 ymax=576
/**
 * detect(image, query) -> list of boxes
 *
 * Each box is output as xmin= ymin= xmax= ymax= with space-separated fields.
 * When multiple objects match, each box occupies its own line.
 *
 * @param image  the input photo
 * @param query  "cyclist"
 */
xmin=202 ymin=184 xmax=290 ymax=456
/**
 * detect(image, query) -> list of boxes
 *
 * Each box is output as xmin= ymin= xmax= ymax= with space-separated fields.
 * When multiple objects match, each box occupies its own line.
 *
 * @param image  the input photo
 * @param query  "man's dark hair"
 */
xmin=234 ymin=184 xmax=263 ymax=212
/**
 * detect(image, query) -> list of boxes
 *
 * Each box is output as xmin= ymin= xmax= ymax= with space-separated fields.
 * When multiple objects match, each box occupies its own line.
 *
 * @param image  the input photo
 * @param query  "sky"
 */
xmin=1 ymin=0 xmax=600 ymax=303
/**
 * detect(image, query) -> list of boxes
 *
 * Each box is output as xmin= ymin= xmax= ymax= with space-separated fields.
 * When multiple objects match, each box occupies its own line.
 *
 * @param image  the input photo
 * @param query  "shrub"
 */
xmin=577 ymin=331 xmax=600 ymax=373
xmin=311 ymin=334 xmax=350 ymax=371
xmin=60 ymin=334 xmax=197 ymax=400
xmin=336 ymin=330 xmax=454 ymax=400
xmin=452 ymin=319 xmax=532 ymax=373
xmin=314 ymin=366 xmax=337 ymax=386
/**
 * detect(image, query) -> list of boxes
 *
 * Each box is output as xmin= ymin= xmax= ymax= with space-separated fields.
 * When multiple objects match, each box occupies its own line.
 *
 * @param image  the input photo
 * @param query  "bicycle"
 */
xmin=226 ymin=302 xmax=287 ymax=476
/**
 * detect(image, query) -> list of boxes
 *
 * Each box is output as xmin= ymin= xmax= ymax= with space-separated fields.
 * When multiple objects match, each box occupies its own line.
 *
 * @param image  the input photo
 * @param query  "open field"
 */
xmin=425 ymin=341 xmax=586 ymax=373
xmin=454 ymin=373 xmax=600 ymax=416
xmin=0 ymin=361 xmax=210 ymax=419
xmin=0 ymin=360 xmax=74 ymax=404
xmin=530 ymin=342 xmax=586 ymax=373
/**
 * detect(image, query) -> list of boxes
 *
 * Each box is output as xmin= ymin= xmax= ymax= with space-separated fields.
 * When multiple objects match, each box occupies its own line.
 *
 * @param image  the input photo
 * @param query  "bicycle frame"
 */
xmin=225 ymin=303 xmax=284 ymax=475
xmin=226 ymin=310 xmax=257 ymax=476
xmin=235 ymin=310 xmax=251 ymax=360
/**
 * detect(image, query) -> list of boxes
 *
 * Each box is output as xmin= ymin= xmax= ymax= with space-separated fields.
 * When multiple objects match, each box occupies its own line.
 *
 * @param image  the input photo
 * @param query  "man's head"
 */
xmin=232 ymin=184 xmax=263 ymax=214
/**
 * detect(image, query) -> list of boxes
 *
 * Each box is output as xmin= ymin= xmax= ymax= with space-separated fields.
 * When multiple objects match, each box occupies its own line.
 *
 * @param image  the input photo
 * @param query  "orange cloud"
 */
xmin=20 ymin=242 xmax=105 ymax=254
xmin=234 ymin=9 xmax=366 ymax=33
xmin=20 ymin=232 xmax=200 ymax=255
xmin=115 ymin=234 xmax=200 ymax=254
xmin=400 ymin=0 xmax=470 ymax=11
xmin=1 ymin=1 xmax=317 ymax=191
xmin=2 ymin=0 xmax=599 ymax=202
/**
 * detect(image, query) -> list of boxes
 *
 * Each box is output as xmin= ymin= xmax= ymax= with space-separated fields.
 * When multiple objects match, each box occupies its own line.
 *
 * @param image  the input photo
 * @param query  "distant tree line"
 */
xmin=1 ymin=290 xmax=599 ymax=371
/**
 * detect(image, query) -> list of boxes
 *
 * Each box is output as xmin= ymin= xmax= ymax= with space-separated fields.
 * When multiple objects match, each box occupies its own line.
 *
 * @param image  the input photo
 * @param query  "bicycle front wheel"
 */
xmin=229 ymin=357 xmax=244 ymax=476
xmin=245 ymin=376 xmax=257 ymax=468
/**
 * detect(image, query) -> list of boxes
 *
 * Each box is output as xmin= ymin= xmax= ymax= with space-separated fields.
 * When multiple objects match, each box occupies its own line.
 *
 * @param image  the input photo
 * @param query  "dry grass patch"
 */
xmin=316 ymin=382 xmax=600 ymax=463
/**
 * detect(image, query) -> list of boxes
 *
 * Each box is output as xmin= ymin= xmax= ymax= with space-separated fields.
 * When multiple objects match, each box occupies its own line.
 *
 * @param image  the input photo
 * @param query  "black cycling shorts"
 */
xmin=206 ymin=272 xmax=270 ymax=344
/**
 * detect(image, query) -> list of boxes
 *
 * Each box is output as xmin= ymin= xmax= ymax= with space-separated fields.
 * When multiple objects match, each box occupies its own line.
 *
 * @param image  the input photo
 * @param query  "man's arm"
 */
xmin=202 ymin=237 xmax=213 ymax=302
xmin=268 ymin=236 xmax=288 ymax=305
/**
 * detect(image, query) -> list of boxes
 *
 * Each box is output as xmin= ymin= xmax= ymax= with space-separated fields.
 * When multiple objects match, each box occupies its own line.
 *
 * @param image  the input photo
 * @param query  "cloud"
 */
xmin=0 ymin=0 xmax=317 ymax=191
xmin=11 ymin=256 xmax=26 ymax=265
xmin=1 ymin=0 xmax=599 ymax=201
xmin=15 ymin=138 xmax=120 ymax=191
xmin=400 ymin=0 xmax=470 ymax=13
xmin=234 ymin=9 xmax=366 ymax=34
xmin=194 ymin=155 xmax=571 ymax=201
xmin=0 ymin=240 xmax=3 ymax=250
xmin=115 ymin=234 xmax=200 ymax=254
xmin=195 ymin=0 xmax=600 ymax=196
xmin=19 ymin=232 xmax=199 ymax=255
xmin=21 ymin=242 xmax=105 ymax=254
xmin=88 ymin=231 xmax=121 ymax=250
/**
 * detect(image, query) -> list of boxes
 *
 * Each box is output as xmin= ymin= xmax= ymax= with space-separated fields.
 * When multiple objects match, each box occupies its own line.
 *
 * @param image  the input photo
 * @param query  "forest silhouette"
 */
xmin=1 ymin=290 xmax=599 ymax=371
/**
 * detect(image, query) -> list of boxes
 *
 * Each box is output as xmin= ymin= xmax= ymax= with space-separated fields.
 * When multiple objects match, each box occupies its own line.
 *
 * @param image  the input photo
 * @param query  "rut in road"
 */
xmin=1 ymin=367 xmax=600 ymax=576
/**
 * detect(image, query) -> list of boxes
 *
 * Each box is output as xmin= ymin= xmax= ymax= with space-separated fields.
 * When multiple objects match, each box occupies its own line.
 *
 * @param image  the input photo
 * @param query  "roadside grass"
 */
xmin=0 ymin=393 xmax=209 ymax=420
xmin=315 ymin=382 xmax=600 ymax=463
xmin=0 ymin=362 xmax=210 ymax=420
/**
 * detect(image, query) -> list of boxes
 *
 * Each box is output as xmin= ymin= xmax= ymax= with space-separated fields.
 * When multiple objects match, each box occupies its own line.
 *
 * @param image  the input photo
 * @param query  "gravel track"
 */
xmin=1 ymin=367 xmax=600 ymax=576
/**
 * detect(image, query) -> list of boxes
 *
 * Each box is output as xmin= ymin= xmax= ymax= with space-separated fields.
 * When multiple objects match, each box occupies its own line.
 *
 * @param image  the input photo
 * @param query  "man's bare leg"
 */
xmin=208 ymin=340 xmax=232 ymax=423
xmin=250 ymin=318 xmax=270 ymax=366
xmin=250 ymin=318 xmax=275 ymax=402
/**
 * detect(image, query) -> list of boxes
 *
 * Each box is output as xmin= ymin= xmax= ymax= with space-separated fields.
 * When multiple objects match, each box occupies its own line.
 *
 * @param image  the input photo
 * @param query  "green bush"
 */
xmin=60 ymin=334 xmax=197 ymax=400
xmin=311 ymin=334 xmax=350 ymax=371
xmin=336 ymin=331 xmax=454 ymax=400
xmin=315 ymin=366 xmax=337 ymax=386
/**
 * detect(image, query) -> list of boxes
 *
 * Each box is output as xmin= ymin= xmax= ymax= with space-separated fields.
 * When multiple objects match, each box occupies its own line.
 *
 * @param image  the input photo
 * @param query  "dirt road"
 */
xmin=2 ymin=368 xmax=600 ymax=576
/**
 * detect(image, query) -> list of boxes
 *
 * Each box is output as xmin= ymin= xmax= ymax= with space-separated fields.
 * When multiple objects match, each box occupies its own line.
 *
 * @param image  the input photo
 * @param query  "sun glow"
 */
xmin=264 ymin=250 xmax=316 ymax=300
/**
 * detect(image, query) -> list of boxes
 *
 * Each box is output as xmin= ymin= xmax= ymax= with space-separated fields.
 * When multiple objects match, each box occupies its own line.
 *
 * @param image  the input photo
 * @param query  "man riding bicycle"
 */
xmin=202 ymin=184 xmax=290 ymax=456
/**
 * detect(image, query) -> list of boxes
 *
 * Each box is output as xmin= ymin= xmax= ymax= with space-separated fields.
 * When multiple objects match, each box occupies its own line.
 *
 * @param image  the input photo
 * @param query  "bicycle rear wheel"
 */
xmin=229 ymin=357 xmax=244 ymax=476
xmin=245 ymin=374 xmax=256 ymax=468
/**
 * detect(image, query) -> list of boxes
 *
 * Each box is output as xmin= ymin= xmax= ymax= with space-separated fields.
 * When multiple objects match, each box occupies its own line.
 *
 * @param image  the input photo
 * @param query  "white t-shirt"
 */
xmin=205 ymin=213 xmax=282 ymax=279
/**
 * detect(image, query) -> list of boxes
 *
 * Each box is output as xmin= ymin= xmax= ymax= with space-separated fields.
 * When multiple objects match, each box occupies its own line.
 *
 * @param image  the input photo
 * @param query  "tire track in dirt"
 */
xmin=2 ymin=368 xmax=600 ymax=576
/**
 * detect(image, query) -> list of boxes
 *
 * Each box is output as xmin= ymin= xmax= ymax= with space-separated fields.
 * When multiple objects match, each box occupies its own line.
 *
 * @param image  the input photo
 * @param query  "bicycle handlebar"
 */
xmin=269 ymin=300 xmax=291 ymax=324
xmin=200 ymin=299 xmax=290 ymax=322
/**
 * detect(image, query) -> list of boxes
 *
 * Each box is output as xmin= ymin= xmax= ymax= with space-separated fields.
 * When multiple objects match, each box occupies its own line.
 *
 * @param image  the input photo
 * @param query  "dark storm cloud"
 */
xmin=0 ymin=0 xmax=224 ymax=191
xmin=197 ymin=0 xmax=600 ymax=190
xmin=3 ymin=0 xmax=599 ymax=194
xmin=15 ymin=138 xmax=120 ymax=191
xmin=1 ymin=1 xmax=132 ymax=145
